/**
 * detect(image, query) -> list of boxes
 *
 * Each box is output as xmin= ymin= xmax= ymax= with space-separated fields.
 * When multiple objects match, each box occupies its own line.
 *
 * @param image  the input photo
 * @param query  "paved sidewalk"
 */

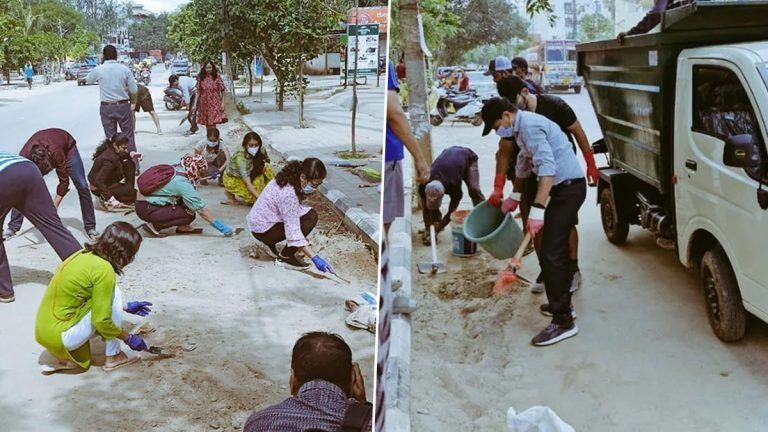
xmin=236 ymin=79 xmax=385 ymax=247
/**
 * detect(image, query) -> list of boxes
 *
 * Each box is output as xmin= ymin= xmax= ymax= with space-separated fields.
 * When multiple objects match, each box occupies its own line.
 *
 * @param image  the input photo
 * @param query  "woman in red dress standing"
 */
xmin=194 ymin=61 xmax=227 ymax=131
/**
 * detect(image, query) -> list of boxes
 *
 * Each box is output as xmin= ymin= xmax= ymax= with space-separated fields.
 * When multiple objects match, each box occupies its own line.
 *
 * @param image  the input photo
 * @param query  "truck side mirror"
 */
xmin=592 ymin=138 xmax=607 ymax=154
xmin=723 ymin=134 xmax=760 ymax=168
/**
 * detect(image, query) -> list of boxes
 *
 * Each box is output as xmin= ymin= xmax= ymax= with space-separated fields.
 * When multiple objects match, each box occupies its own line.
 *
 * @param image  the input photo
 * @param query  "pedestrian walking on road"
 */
xmin=481 ymin=97 xmax=586 ymax=346
xmin=497 ymin=75 xmax=599 ymax=293
xmin=194 ymin=127 xmax=230 ymax=185
xmin=195 ymin=61 xmax=227 ymax=130
xmin=3 ymin=128 xmax=98 ymax=240
xmin=135 ymin=154 xmax=234 ymax=238
xmin=247 ymin=158 xmax=334 ymax=273
xmin=418 ymin=146 xmax=484 ymax=245
xmin=169 ymin=74 xmax=198 ymax=135
xmin=221 ymin=131 xmax=273 ymax=205
xmin=384 ymin=60 xmax=430 ymax=233
xmin=34 ymin=222 xmax=152 ymax=374
xmin=0 ymin=152 xmax=81 ymax=303
xmin=88 ymin=135 xmax=137 ymax=210
xmin=133 ymin=84 xmax=163 ymax=135
xmin=86 ymin=45 xmax=139 ymax=170
xmin=243 ymin=332 xmax=371 ymax=432
xmin=24 ymin=63 xmax=34 ymax=90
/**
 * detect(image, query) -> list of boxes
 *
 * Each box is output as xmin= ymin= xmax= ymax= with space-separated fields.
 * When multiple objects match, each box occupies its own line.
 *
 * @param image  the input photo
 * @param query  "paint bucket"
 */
xmin=451 ymin=209 xmax=477 ymax=257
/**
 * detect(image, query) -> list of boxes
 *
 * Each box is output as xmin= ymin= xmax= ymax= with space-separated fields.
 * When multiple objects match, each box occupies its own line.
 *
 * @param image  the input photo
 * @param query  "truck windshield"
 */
xmin=546 ymin=47 xmax=564 ymax=63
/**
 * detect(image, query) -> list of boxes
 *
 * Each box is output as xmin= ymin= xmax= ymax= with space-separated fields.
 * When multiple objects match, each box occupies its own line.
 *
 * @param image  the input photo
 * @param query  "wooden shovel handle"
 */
xmin=513 ymin=232 xmax=532 ymax=262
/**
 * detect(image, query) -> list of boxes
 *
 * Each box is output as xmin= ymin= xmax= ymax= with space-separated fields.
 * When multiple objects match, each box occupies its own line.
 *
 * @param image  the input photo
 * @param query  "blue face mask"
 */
xmin=303 ymin=185 xmax=316 ymax=194
xmin=496 ymin=125 xmax=514 ymax=138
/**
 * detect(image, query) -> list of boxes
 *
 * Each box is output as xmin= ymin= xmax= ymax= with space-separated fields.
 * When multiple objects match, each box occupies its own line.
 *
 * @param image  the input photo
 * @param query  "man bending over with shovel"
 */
xmin=481 ymin=98 xmax=586 ymax=347
xmin=418 ymin=146 xmax=485 ymax=245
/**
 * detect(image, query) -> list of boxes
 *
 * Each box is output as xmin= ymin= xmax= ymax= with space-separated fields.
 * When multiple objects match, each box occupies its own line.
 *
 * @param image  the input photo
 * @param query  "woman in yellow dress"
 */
xmin=222 ymin=131 xmax=274 ymax=205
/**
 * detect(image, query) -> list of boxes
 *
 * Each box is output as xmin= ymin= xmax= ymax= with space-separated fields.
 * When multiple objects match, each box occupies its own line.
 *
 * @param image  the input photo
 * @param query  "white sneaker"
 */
xmin=531 ymin=274 xmax=545 ymax=294
xmin=570 ymin=271 xmax=582 ymax=293
xmin=87 ymin=229 xmax=100 ymax=240
xmin=2 ymin=228 xmax=17 ymax=240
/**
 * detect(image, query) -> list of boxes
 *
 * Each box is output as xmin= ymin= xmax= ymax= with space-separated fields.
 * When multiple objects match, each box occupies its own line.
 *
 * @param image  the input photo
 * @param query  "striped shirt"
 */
xmin=0 ymin=152 xmax=32 ymax=172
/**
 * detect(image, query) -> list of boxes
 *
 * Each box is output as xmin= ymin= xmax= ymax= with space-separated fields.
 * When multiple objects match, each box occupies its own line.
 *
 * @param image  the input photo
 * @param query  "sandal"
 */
xmin=139 ymin=223 xmax=167 ymax=238
xmin=175 ymin=227 xmax=204 ymax=235
xmin=103 ymin=351 xmax=140 ymax=372
xmin=41 ymin=359 xmax=80 ymax=375
xmin=219 ymin=200 xmax=240 ymax=206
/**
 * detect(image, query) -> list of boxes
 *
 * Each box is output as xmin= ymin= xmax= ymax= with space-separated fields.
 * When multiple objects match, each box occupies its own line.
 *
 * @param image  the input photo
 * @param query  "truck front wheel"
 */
xmin=600 ymin=187 xmax=629 ymax=244
xmin=701 ymin=248 xmax=746 ymax=342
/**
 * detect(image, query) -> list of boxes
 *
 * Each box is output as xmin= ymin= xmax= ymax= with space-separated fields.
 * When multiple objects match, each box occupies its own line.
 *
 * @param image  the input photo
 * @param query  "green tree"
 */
xmin=578 ymin=12 xmax=612 ymax=42
xmin=389 ymin=0 xmax=461 ymax=55
xmin=129 ymin=13 xmax=175 ymax=54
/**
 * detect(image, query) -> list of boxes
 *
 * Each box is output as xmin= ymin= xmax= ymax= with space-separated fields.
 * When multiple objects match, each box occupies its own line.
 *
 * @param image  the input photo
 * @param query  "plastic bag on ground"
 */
xmin=506 ymin=406 xmax=575 ymax=432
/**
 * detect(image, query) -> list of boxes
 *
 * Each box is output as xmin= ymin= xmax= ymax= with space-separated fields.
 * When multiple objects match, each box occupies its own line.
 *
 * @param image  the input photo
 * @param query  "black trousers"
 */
xmin=541 ymin=180 xmax=586 ymax=325
xmin=252 ymin=209 xmax=318 ymax=257
xmin=94 ymin=183 xmax=137 ymax=204
xmin=0 ymin=162 xmax=81 ymax=297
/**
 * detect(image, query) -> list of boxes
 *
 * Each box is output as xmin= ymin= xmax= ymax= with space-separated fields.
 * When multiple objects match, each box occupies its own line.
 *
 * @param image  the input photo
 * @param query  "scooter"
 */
xmin=163 ymin=87 xmax=185 ymax=111
xmin=430 ymin=87 xmax=483 ymax=127
xmin=140 ymin=68 xmax=151 ymax=85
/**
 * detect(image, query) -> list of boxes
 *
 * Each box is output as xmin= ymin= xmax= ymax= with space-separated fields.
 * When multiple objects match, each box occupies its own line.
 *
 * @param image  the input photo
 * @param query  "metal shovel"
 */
xmin=418 ymin=225 xmax=446 ymax=275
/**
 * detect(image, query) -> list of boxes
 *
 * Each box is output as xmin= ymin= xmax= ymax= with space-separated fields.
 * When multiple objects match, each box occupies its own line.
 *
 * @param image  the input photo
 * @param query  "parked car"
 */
xmin=77 ymin=64 xmax=95 ymax=85
xmin=466 ymin=71 xmax=498 ymax=102
xmin=171 ymin=60 xmax=191 ymax=76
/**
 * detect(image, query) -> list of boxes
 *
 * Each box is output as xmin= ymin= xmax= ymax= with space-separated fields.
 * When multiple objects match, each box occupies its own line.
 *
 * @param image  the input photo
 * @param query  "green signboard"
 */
xmin=346 ymin=24 xmax=379 ymax=76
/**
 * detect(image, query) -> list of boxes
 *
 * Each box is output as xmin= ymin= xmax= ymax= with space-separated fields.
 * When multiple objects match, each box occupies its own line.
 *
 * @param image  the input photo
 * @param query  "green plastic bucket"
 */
xmin=463 ymin=201 xmax=524 ymax=260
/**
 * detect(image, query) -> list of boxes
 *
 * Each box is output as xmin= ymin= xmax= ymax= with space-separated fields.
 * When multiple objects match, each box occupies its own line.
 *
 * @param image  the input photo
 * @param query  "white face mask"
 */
xmin=516 ymin=95 xmax=528 ymax=111
xmin=207 ymin=140 xmax=219 ymax=148
xmin=247 ymin=147 xmax=259 ymax=156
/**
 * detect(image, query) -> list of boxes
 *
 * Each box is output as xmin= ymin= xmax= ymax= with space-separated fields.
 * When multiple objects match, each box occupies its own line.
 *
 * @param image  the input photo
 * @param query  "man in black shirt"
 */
xmin=418 ymin=146 xmax=484 ymax=245
xmin=497 ymin=75 xmax=599 ymax=294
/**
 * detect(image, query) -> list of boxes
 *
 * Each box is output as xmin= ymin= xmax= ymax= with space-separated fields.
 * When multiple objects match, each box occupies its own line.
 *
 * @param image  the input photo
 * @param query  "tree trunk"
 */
xmin=399 ymin=0 xmax=433 ymax=165
xmin=298 ymin=62 xmax=306 ymax=128
xmin=247 ymin=58 xmax=253 ymax=97
xmin=277 ymin=79 xmax=285 ymax=111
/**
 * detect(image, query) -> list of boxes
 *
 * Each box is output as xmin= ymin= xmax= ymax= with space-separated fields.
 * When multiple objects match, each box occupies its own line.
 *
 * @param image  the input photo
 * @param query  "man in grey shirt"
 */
xmin=481 ymin=97 xmax=586 ymax=347
xmin=87 ymin=45 xmax=139 ymax=168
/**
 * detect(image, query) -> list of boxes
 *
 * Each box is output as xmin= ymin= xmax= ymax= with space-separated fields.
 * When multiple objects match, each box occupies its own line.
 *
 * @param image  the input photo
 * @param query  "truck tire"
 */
xmin=430 ymin=115 xmax=443 ymax=127
xmin=600 ymin=187 xmax=629 ymax=244
xmin=701 ymin=248 xmax=746 ymax=342
xmin=471 ymin=115 xmax=483 ymax=127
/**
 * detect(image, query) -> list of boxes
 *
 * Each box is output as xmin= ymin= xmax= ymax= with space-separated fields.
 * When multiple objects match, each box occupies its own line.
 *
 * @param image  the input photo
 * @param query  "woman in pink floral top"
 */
xmin=247 ymin=158 xmax=335 ymax=273
xmin=194 ymin=61 xmax=226 ymax=129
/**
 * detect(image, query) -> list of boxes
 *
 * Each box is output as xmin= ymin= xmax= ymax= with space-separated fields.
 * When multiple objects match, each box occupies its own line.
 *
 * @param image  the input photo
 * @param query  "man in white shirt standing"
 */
xmin=87 ymin=45 xmax=139 ymax=169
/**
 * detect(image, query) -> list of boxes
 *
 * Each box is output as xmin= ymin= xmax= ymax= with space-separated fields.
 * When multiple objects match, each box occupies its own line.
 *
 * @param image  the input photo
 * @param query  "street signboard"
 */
xmin=346 ymin=24 xmax=379 ymax=76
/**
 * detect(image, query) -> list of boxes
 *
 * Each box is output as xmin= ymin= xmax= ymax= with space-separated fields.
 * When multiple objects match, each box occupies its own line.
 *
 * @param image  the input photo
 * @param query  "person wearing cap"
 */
xmin=497 ymin=75 xmax=599 ymax=293
xmin=510 ymin=57 xmax=545 ymax=95
xmin=481 ymin=97 xmax=586 ymax=346
xmin=418 ymin=146 xmax=484 ymax=245
xmin=385 ymin=60 xmax=430 ymax=233
xmin=483 ymin=56 xmax=514 ymax=83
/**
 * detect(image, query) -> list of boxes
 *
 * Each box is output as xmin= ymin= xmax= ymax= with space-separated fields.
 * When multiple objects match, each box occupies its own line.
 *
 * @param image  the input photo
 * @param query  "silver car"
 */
xmin=171 ymin=60 xmax=191 ymax=76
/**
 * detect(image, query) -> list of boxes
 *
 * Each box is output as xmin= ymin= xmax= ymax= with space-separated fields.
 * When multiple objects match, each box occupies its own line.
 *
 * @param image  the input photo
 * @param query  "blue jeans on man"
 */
xmin=7 ymin=150 xmax=96 ymax=233
xmin=100 ymin=101 xmax=137 ymax=167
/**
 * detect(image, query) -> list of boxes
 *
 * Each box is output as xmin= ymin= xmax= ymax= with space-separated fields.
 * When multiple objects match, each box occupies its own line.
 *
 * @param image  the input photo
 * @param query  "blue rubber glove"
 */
xmin=126 ymin=333 xmax=147 ymax=351
xmin=125 ymin=301 xmax=152 ymax=316
xmin=311 ymin=255 xmax=335 ymax=274
xmin=211 ymin=219 xmax=233 ymax=236
xmin=209 ymin=168 xmax=221 ymax=180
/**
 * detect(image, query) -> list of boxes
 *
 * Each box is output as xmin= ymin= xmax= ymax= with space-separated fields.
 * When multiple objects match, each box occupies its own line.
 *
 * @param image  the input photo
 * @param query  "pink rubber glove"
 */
xmin=501 ymin=192 xmax=521 ymax=214
xmin=527 ymin=205 xmax=545 ymax=238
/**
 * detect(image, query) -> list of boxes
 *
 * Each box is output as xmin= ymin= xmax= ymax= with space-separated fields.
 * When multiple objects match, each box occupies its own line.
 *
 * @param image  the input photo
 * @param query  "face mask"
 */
xmin=302 ymin=184 xmax=316 ymax=194
xmin=207 ymin=140 xmax=219 ymax=148
xmin=496 ymin=125 xmax=514 ymax=138
xmin=247 ymin=147 xmax=259 ymax=156
xmin=516 ymin=95 xmax=527 ymax=111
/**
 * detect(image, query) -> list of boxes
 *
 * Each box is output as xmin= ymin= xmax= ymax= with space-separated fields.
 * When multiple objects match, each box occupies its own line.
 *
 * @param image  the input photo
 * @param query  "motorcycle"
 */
xmin=429 ymin=87 xmax=483 ymax=127
xmin=140 ymin=68 xmax=151 ymax=85
xmin=163 ymin=86 xmax=185 ymax=111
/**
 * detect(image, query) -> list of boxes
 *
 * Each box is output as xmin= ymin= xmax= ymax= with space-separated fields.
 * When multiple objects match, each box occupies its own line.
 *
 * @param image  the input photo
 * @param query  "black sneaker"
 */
xmin=0 ymin=294 xmax=15 ymax=303
xmin=278 ymin=252 xmax=310 ymax=269
xmin=539 ymin=303 xmax=577 ymax=319
xmin=531 ymin=322 xmax=579 ymax=346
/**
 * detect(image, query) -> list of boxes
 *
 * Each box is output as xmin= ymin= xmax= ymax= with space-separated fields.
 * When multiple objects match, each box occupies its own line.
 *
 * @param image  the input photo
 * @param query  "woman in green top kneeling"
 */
xmin=35 ymin=222 xmax=152 ymax=373
xmin=222 ymin=131 xmax=273 ymax=205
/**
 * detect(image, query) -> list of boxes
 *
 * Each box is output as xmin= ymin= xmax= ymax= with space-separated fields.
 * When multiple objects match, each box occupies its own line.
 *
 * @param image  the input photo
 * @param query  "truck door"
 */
xmin=675 ymin=58 xmax=768 ymax=315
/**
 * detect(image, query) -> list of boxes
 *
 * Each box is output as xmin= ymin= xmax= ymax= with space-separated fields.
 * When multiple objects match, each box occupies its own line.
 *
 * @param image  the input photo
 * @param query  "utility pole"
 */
xmin=399 ymin=0 xmax=433 ymax=164
xmin=351 ymin=0 xmax=359 ymax=156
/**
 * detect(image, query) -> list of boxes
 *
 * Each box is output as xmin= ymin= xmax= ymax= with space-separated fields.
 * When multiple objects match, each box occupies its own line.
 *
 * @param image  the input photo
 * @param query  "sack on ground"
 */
xmin=137 ymin=164 xmax=176 ymax=195
xmin=506 ymin=406 xmax=575 ymax=432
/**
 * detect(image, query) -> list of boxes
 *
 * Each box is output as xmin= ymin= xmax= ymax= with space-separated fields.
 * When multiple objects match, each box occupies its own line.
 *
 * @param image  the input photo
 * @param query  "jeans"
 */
xmin=99 ymin=102 xmax=137 ymax=167
xmin=541 ymin=179 xmax=586 ymax=326
xmin=0 ymin=162 xmax=81 ymax=298
xmin=8 ymin=150 xmax=96 ymax=233
xmin=251 ymin=209 xmax=318 ymax=257
xmin=189 ymin=93 xmax=199 ymax=133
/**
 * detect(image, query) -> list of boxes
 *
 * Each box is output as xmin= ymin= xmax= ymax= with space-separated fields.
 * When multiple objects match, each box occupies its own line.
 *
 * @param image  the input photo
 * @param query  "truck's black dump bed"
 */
xmin=577 ymin=1 xmax=768 ymax=194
